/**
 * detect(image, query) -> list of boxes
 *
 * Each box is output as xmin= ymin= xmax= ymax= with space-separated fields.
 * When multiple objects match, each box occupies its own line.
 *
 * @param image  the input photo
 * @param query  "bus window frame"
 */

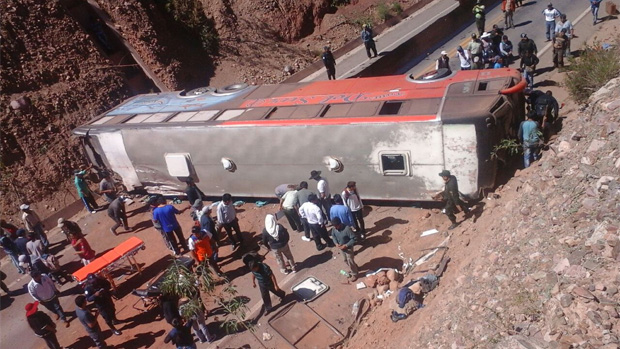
xmin=379 ymin=151 xmax=411 ymax=176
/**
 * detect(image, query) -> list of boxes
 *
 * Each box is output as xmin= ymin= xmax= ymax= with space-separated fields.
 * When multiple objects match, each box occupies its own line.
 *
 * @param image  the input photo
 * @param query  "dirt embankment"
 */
xmin=0 ymin=0 xmax=131 ymax=217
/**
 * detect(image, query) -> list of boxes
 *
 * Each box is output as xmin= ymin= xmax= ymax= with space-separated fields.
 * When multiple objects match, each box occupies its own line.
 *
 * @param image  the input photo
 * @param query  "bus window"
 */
xmin=380 ymin=152 xmax=410 ymax=176
xmin=216 ymin=109 xmax=245 ymax=121
xmin=379 ymin=101 xmax=403 ymax=115
xmin=348 ymin=102 xmax=381 ymax=117
xmin=322 ymin=104 xmax=352 ymax=118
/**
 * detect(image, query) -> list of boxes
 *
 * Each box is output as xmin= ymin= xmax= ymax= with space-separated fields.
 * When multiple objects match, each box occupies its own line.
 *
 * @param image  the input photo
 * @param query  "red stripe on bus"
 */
xmin=218 ymin=115 xmax=438 ymax=127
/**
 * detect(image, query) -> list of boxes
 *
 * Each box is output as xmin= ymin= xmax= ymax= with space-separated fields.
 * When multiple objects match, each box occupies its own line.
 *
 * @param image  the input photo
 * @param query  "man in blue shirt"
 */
xmin=153 ymin=200 xmax=188 ymax=255
xmin=329 ymin=195 xmax=354 ymax=229
xmin=518 ymin=112 xmax=541 ymax=168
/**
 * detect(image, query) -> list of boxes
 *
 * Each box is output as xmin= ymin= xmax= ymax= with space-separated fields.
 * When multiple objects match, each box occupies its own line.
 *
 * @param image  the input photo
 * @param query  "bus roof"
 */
xmin=78 ymin=69 xmax=521 ymax=129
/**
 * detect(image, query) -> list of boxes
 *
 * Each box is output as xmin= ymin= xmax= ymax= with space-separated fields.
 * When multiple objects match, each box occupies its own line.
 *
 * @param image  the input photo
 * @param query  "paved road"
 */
xmin=405 ymin=0 xmax=598 ymax=77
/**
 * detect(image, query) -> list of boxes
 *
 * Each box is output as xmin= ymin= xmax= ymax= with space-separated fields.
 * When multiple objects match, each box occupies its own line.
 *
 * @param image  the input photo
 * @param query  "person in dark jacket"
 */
xmin=164 ymin=318 xmax=197 ymax=348
xmin=519 ymin=50 xmax=539 ymax=89
xmin=330 ymin=217 xmax=359 ymax=281
xmin=248 ymin=259 xmax=285 ymax=315
xmin=26 ymin=301 xmax=61 ymax=349
xmin=517 ymin=33 xmax=538 ymax=57
xmin=107 ymin=196 xmax=130 ymax=235
xmin=435 ymin=51 xmax=451 ymax=73
xmin=262 ymin=214 xmax=296 ymax=274
xmin=161 ymin=294 xmax=181 ymax=325
xmin=322 ymin=46 xmax=337 ymax=80
xmin=435 ymin=170 xmax=470 ymax=230
xmin=15 ymin=228 xmax=31 ymax=266
xmin=184 ymin=179 xmax=205 ymax=208
xmin=1 ymin=231 xmax=25 ymax=273
xmin=84 ymin=273 xmax=122 ymax=336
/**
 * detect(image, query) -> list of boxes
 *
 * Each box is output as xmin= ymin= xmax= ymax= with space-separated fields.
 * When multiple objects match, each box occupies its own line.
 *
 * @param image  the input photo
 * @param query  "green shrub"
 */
xmin=164 ymin=0 xmax=219 ymax=55
xmin=377 ymin=3 xmax=391 ymax=21
xmin=565 ymin=41 xmax=620 ymax=104
xmin=391 ymin=2 xmax=403 ymax=15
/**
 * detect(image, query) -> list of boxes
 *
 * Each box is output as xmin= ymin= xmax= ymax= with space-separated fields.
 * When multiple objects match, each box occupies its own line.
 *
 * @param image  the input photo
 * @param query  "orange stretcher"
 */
xmin=72 ymin=236 xmax=145 ymax=289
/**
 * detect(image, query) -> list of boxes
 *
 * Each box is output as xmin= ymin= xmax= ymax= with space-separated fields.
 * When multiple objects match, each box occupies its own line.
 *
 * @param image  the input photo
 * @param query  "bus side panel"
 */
xmin=118 ymin=122 xmax=446 ymax=200
xmin=97 ymin=132 xmax=143 ymax=190
xmin=442 ymin=124 xmax=478 ymax=197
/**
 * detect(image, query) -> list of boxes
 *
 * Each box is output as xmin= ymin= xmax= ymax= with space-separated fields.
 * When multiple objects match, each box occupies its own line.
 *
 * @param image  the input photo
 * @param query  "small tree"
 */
xmin=159 ymin=258 xmax=261 ymax=339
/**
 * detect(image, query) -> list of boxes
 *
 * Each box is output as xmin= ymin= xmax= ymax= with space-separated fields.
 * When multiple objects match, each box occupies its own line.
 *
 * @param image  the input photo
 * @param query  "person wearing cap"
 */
xmin=98 ymin=171 xmax=117 ymax=203
xmin=262 ymin=214 xmax=296 ymax=274
xmin=69 ymin=231 xmax=96 ymax=265
xmin=188 ymin=225 xmax=223 ymax=276
xmin=330 ymin=217 xmax=359 ymax=281
xmin=361 ymin=24 xmax=378 ymax=58
xmin=322 ymin=46 xmax=337 ymax=80
xmin=309 ymin=170 xmax=332 ymax=221
xmin=298 ymin=193 xmax=334 ymax=251
xmin=1 ymin=230 xmax=25 ymax=274
xmin=466 ymin=34 xmax=483 ymax=69
xmin=590 ymin=0 xmax=602 ymax=24
xmin=58 ymin=217 xmax=83 ymax=243
xmin=435 ymin=51 xmax=451 ymax=73
xmin=517 ymin=33 xmax=538 ymax=58
xmin=107 ymin=195 xmax=130 ymax=235
xmin=75 ymin=295 xmax=108 ymax=348
xmin=279 ymin=184 xmax=303 ymax=233
xmin=502 ymin=0 xmax=515 ymax=29
xmin=217 ymin=193 xmax=244 ymax=248
xmin=434 ymin=170 xmax=470 ymax=230
xmin=542 ymin=3 xmax=561 ymax=41
xmin=74 ymin=168 xmax=99 ymax=213
xmin=178 ymin=297 xmax=215 ymax=343
xmin=20 ymin=204 xmax=49 ymax=250
xmin=27 ymin=270 xmax=70 ymax=327
xmin=472 ymin=0 xmax=486 ymax=37
xmin=25 ymin=301 xmax=62 ymax=349
xmin=84 ymin=273 xmax=122 ymax=336
xmin=555 ymin=14 xmax=574 ymax=57
xmin=456 ymin=46 xmax=471 ymax=70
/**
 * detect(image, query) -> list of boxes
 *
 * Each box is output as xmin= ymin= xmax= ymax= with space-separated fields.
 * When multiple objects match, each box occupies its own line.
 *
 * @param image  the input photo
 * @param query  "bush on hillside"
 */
xmin=565 ymin=41 xmax=620 ymax=104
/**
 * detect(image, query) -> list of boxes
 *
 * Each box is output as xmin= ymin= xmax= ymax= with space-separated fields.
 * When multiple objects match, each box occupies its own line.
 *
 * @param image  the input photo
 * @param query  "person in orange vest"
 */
xmin=187 ymin=226 xmax=223 ymax=277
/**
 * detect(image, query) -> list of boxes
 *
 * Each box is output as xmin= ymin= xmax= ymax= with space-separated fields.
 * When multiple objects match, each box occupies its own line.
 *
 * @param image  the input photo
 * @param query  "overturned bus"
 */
xmin=72 ymin=69 xmax=525 ymax=201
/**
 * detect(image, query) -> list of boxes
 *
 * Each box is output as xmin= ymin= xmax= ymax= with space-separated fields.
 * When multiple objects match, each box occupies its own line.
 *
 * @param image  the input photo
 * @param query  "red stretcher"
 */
xmin=72 ymin=237 xmax=145 ymax=290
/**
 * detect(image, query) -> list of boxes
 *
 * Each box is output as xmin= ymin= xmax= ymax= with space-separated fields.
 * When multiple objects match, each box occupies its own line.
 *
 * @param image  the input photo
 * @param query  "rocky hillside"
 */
xmin=0 ymin=0 xmax=131 ymax=216
xmin=343 ymin=72 xmax=620 ymax=348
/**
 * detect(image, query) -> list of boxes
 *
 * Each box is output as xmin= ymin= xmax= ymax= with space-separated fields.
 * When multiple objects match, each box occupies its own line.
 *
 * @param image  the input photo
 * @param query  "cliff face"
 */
xmin=1 ymin=0 xmax=131 ymax=216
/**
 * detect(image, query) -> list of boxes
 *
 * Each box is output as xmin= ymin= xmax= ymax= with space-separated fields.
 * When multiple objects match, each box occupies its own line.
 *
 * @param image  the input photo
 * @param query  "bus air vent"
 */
xmin=379 ymin=101 xmax=403 ymax=115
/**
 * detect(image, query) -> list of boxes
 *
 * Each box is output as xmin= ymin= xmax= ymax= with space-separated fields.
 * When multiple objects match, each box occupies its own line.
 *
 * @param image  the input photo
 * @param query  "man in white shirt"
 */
xmin=217 ymin=193 xmax=244 ymax=247
xmin=456 ymin=46 xmax=471 ymax=70
xmin=309 ymin=170 xmax=332 ymax=221
xmin=279 ymin=185 xmax=303 ymax=233
xmin=342 ymin=181 xmax=366 ymax=238
xmin=28 ymin=270 xmax=69 ymax=327
xmin=298 ymin=194 xmax=334 ymax=251
xmin=555 ymin=14 xmax=573 ymax=57
xmin=542 ymin=3 xmax=561 ymax=41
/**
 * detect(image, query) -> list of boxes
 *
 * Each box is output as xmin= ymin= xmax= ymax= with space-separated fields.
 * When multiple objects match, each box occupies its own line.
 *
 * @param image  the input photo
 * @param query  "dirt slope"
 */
xmin=0 ymin=0 xmax=131 ymax=216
